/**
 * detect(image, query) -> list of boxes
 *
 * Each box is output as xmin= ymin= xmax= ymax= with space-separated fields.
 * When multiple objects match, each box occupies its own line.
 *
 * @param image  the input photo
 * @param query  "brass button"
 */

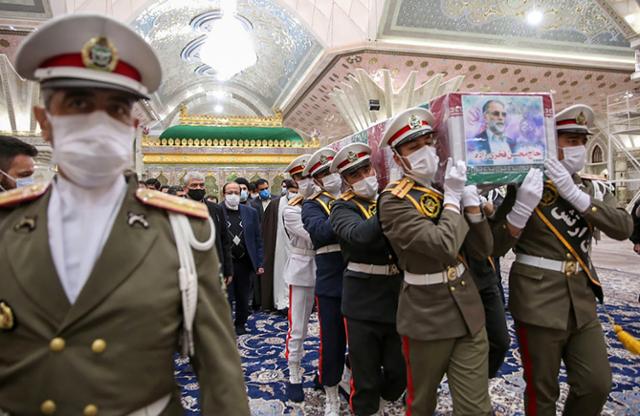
xmin=461 ymin=280 xmax=466 ymax=286
xmin=91 ymin=339 xmax=107 ymax=354
xmin=49 ymin=337 xmax=65 ymax=352
xmin=566 ymin=253 xmax=572 ymax=259
xmin=83 ymin=404 xmax=98 ymax=416
xmin=450 ymin=286 xmax=456 ymax=292
xmin=591 ymin=206 xmax=597 ymax=213
xmin=41 ymin=400 xmax=56 ymax=415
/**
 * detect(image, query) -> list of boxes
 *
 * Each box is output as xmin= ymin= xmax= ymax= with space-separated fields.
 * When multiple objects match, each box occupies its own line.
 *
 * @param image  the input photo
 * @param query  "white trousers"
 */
xmin=285 ymin=284 xmax=315 ymax=364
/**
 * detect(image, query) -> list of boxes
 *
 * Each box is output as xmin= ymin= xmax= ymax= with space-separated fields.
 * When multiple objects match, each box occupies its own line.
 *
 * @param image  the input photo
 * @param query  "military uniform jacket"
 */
xmin=0 ymin=176 xmax=250 ymax=416
xmin=492 ymin=175 xmax=632 ymax=330
xmin=329 ymin=191 xmax=401 ymax=324
xmin=378 ymin=178 xmax=492 ymax=341
xmin=301 ymin=191 xmax=344 ymax=298
xmin=282 ymin=196 xmax=316 ymax=287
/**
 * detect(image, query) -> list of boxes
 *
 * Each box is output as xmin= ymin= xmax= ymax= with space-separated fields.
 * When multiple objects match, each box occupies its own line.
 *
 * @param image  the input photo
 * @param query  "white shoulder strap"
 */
xmin=168 ymin=213 xmax=215 ymax=357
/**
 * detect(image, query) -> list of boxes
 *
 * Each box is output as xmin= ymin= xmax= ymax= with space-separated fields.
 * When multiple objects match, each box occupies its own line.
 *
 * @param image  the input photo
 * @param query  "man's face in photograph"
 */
xmin=485 ymin=101 xmax=507 ymax=136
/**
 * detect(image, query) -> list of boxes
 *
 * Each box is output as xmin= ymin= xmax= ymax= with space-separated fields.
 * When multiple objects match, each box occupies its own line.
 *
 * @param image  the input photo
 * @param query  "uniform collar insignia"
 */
xmin=127 ymin=212 xmax=149 ymax=229
xmin=14 ymin=215 xmax=37 ymax=233
xmin=82 ymin=36 xmax=119 ymax=72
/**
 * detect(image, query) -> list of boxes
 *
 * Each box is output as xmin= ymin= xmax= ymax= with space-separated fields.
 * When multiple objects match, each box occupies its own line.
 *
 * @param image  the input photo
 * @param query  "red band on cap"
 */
xmin=289 ymin=165 xmax=305 ymax=175
xmin=389 ymin=121 xmax=430 ymax=146
xmin=40 ymin=53 xmax=142 ymax=82
xmin=337 ymin=152 xmax=368 ymax=170
xmin=309 ymin=157 xmax=334 ymax=175
xmin=556 ymin=119 xmax=583 ymax=126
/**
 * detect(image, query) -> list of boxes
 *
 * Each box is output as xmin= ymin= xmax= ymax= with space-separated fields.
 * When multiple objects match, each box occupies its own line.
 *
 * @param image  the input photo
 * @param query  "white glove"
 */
xmin=544 ymin=159 xmax=590 ymax=212
xmin=462 ymin=185 xmax=481 ymax=208
xmin=506 ymin=168 xmax=543 ymax=229
xmin=443 ymin=158 xmax=467 ymax=211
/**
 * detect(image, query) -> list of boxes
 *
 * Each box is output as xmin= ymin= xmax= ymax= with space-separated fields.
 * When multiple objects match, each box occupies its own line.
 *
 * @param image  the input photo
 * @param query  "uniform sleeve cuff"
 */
xmin=465 ymin=212 xmax=484 ymax=223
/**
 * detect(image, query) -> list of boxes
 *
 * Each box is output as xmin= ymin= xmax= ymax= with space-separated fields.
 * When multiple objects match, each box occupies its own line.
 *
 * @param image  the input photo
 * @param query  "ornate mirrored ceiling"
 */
xmin=132 ymin=0 xmax=322 ymax=122
xmin=0 ymin=0 xmax=51 ymax=20
xmin=380 ymin=0 xmax=631 ymax=56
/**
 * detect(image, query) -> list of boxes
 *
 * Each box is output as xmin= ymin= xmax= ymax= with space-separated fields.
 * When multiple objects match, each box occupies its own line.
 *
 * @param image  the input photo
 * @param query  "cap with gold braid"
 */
xmin=330 ymin=143 xmax=371 ymax=174
xmin=555 ymin=104 xmax=594 ymax=136
xmin=381 ymin=107 xmax=435 ymax=149
xmin=302 ymin=147 xmax=337 ymax=178
xmin=285 ymin=154 xmax=312 ymax=177
xmin=15 ymin=13 xmax=161 ymax=99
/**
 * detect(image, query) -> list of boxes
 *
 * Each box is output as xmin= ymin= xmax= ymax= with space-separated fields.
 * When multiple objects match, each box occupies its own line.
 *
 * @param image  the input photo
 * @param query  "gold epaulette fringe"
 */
xmin=136 ymin=188 xmax=209 ymax=219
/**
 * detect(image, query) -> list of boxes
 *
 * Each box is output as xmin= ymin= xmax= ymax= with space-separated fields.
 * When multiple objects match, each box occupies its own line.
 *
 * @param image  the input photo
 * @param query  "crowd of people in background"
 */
xmin=139 ymin=173 xmax=298 ymax=335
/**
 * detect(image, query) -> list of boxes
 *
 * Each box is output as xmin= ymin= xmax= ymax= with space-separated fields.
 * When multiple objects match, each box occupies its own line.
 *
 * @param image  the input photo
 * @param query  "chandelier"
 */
xmin=198 ymin=0 xmax=257 ymax=81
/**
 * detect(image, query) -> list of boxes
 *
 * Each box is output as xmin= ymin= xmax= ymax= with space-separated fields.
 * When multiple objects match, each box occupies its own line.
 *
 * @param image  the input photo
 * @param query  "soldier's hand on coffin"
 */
xmin=506 ymin=168 xmax=543 ymax=230
xmin=443 ymin=158 xmax=467 ymax=211
xmin=544 ymin=159 xmax=591 ymax=213
xmin=462 ymin=185 xmax=481 ymax=208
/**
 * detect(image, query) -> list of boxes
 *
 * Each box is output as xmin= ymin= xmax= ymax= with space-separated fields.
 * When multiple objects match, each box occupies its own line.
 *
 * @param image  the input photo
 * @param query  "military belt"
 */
xmin=347 ymin=261 xmax=400 ymax=276
xmin=515 ymin=253 xmax=582 ymax=275
xmin=404 ymin=263 xmax=465 ymax=286
xmin=290 ymin=246 xmax=316 ymax=257
xmin=316 ymin=244 xmax=341 ymax=255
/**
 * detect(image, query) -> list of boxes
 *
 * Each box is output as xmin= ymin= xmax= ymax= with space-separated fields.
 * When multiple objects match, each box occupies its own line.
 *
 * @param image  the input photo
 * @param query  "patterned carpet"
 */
xmin=175 ymin=264 xmax=640 ymax=415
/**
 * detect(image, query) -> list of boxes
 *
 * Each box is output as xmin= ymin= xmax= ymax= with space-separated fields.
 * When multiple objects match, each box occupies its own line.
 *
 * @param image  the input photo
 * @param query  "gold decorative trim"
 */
xmin=142 ymin=135 xmax=319 ymax=149
xmin=178 ymin=104 xmax=284 ymax=127
xmin=143 ymin=153 xmax=302 ymax=165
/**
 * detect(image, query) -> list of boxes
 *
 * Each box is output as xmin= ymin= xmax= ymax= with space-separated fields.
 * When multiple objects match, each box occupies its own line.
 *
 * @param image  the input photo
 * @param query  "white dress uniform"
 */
xmin=281 ymin=154 xmax=317 ymax=403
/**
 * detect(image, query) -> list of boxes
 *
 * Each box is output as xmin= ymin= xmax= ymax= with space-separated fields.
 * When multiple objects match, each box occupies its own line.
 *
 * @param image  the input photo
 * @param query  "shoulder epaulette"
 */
xmin=579 ymin=173 xmax=606 ymax=182
xmin=288 ymin=194 xmax=304 ymax=206
xmin=0 ymin=183 xmax=49 ymax=208
xmin=338 ymin=190 xmax=355 ymax=201
xmin=309 ymin=190 xmax=322 ymax=200
xmin=136 ymin=189 xmax=209 ymax=219
xmin=382 ymin=177 xmax=414 ymax=199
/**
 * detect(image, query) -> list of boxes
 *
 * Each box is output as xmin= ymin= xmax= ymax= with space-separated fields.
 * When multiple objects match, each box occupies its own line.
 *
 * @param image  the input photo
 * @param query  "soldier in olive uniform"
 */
xmin=378 ymin=108 xmax=493 ymax=415
xmin=0 ymin=14 xmax=249 ymax=415
xmin=491 ymin=104 xmax=633 ymax=416
xmin=301 ymin=147 xmax=347 ymax=416
xmin=329 ymin=143 xmax=406 ymax=416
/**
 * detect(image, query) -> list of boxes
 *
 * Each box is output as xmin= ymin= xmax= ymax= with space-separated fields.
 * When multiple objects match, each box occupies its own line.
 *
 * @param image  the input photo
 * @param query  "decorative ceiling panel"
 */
xmin=0 ymin=0 xmax=51 ymax=20
xmin=0 ymin=29 xmax=31 ymax=63
xmin=285 ymin=50 xmax=633 ymax=141
xmin=381 ymin=0 xmax=631 ymax=56
xmin=132 ymin=0 xmax=321 ymax=118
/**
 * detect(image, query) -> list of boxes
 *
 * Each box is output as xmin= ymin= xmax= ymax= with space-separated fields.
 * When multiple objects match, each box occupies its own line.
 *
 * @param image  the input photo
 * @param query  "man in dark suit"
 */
xmin=467 ymin=100 xmax=516 ymax=165
xmin=250 ymin=178 xmax=275 ymax=220
xmin=184 ymin=172 xmax=233 ymax=283
xmin=221 ymin=181 xmax=265 ymax=335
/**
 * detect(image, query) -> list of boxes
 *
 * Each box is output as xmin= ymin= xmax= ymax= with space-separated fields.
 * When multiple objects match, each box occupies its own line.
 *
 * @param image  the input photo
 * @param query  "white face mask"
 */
xmin=287 ymin=191 xmax=298 ymax=200
xmin=49 ymin=111 xmax=134 ymax=189
xmin=321 ymin=172 xmax=342 ymax=196
xmin=352 ymin=175 xmax=378 ymax=200
xmin=0 ymin=169 xmax=34 ymax=190
xmin=402 ymin=145 xmax=439 ymax=185
xmin=297 ymin=177 xmax=315 ymax=198
xmin=560 ymin=145 xmax=586 ymax=174
xmin=225 ymin=194 xmax=240 ymax=210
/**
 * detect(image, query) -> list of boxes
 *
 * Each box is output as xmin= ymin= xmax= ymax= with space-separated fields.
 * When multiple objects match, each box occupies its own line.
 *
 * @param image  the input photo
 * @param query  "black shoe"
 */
xmin=286 ymin=382 xmax=304 ymax=402
xmin=312 ymin=372 xmax=323 ymax=391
